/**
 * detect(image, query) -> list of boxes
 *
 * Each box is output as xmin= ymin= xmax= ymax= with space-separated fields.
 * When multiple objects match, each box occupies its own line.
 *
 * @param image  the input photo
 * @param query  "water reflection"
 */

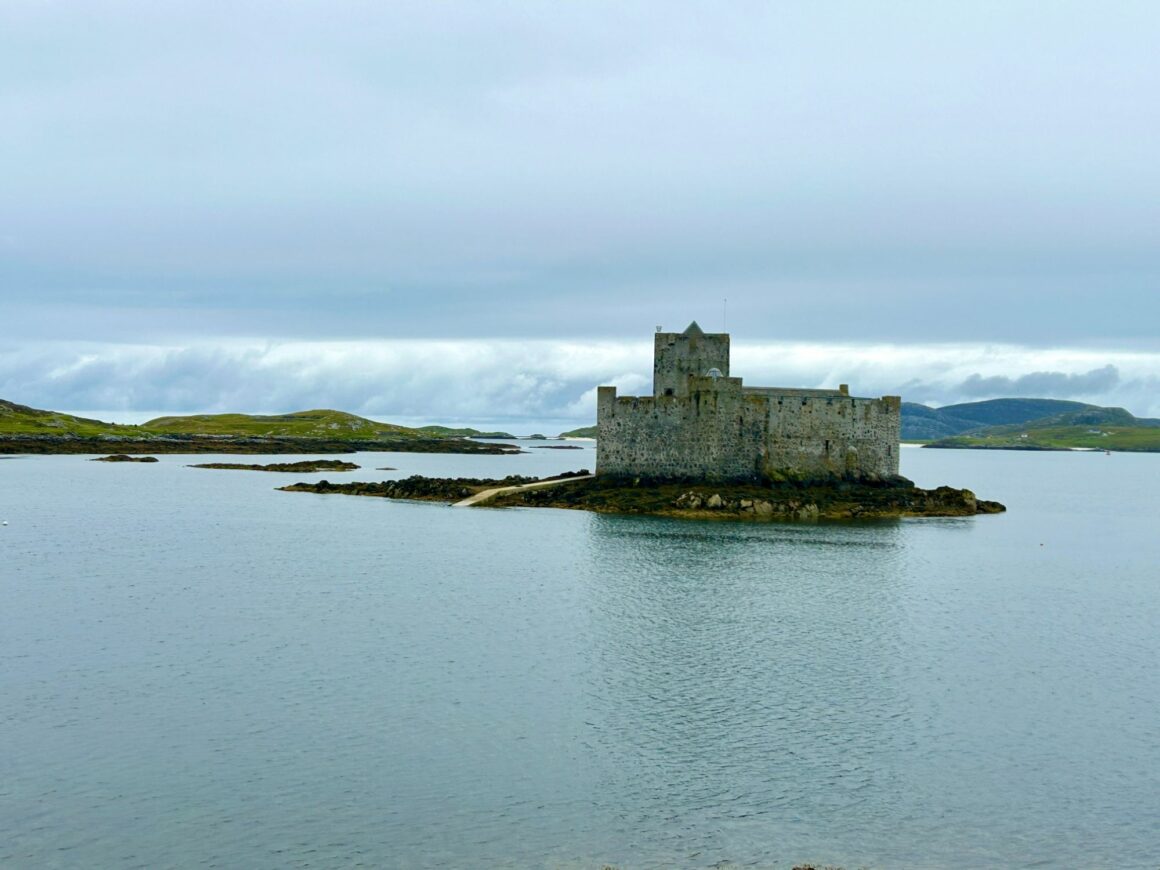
xmin=577 ymin=515 xmax=915 ymax=861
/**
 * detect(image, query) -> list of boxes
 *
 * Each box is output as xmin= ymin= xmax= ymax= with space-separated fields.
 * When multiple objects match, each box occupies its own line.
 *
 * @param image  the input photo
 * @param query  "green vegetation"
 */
xmin=1 ymin=400 xmax=519 ymax=455
xmin=414 ymin=425 xmax=516 ymax=439
xmin=558 ymin=425 xmax=597 ymax=438
xmin=0 ymin=400 xmax=140 ymax=437
xmin=142 ymin=409 xmax=419 ymax=440
xmin=901 ymin=397 xmax=1094 ymax=440
xmin=926 ymin=405 xmax=1160 ymax=452
xmin=930 ymin=426 xmax=1160 ymax=452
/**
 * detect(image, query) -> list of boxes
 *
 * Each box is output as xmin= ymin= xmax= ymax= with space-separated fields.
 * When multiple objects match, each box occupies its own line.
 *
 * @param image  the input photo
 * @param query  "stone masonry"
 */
xmin=596 ymin=322 xmax=901 ymax=482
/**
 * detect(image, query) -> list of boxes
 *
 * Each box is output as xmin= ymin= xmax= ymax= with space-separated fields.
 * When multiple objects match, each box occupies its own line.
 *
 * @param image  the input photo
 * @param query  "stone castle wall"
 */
xmin=596 ymin=324 xmax=901 ymax=482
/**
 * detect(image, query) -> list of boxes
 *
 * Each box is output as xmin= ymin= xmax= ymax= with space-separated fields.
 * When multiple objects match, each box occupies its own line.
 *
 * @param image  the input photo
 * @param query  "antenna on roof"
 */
xmin=656 ymin=325 xmax=662 ymax=333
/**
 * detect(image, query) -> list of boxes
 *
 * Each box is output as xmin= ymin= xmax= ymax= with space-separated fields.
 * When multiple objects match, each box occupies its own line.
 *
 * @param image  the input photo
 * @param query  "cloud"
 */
xmin=957 ymin=365 xmax=1120 ymax=398
xmin=4 ymin=338 xmax=1160 ymax=427
xmin=0 ymin=339 xmax=651 ymax=428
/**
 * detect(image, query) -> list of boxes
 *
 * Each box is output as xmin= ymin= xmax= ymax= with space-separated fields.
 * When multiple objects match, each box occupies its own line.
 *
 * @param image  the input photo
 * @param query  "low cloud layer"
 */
xmin=4 ymin=339 xmax=1159 ymax=430
xmin=956 ymin=365 xmax=1121 ymax=399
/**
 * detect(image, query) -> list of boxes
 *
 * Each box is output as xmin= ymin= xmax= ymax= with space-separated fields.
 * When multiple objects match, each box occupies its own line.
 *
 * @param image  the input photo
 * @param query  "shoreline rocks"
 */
xmin=278 ymin=473 xmax=548 ymax=502
xmin=280 ymin=471 xmax=1005 ymax=520
xmin=190 ymin=460 xmax=361 ymax=473
xmin=494 ymin=475 xmax=1003 ymax=519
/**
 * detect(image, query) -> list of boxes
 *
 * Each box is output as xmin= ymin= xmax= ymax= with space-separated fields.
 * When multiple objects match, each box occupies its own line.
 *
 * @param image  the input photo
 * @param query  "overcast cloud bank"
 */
xmin=5 ymin=340 xmax=1158 ymax=430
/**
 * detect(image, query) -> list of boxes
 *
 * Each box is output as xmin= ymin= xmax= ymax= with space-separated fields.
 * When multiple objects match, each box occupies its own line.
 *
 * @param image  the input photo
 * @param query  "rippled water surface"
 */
xmin=2 ymin=446 xmax=1158 ymax=868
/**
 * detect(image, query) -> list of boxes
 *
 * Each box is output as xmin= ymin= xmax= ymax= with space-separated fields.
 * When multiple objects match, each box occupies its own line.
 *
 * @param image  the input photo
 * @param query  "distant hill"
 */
xmin=2 ymin=401 xmax=520 ymax=443
xmin=0 ymin=399 xmax=139 ymax=437
xmin=141 ymin=409 xmax=423 ymax=440
xmin=901 ymin=398 xmax=1093 ymax=440
xmin=0 ymin=401 xmax=517 ymax=455
xmin=925 ymin=404 xmax=1160 ymax=452
xmin=415 ymin=425 xmax=516 ymax=439
xmin=558 ymin=425 xmax=597 ymax=438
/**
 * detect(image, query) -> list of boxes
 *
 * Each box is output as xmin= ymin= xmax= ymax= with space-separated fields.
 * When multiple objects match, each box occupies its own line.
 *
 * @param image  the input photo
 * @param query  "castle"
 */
xmin=596 ymin=322 xmax=901 ymax=482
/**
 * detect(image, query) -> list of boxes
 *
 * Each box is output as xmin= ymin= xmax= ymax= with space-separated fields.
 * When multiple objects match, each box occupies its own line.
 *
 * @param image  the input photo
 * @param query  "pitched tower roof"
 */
xmin=683 ymin=321 xmax=705 ymax=337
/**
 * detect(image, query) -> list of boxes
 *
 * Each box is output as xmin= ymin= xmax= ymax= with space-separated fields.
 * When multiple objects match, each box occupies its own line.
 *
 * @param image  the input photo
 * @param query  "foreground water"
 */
xmin=2 ymin=445 xmax=1158 ymax=869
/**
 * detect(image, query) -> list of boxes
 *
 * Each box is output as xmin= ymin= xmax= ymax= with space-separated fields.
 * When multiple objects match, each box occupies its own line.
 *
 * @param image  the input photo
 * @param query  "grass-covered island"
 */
xmin=0 ymin=400 xmax=520 ymax=456
xmin=279 ymin=472 xmax=1004 ymax=520
xmin=92 ymin=454 xmax=159 ymax=463
xmin=190 ymin=460 xmax=360 ymax=473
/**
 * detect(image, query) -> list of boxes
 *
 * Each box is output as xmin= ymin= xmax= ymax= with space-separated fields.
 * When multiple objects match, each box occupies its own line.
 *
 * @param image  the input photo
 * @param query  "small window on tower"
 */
xmin=664 ymin=388 xmax=674 ymax=396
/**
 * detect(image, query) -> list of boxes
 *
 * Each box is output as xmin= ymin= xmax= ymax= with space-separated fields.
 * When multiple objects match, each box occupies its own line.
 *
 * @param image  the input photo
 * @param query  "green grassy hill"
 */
xmin=415 ymin=425 xmax=516 ymax=439
xmin=140 ymin=409 xmax=421 ymax=440
xmin=1 ymin=400 xmax=521 ymax=455
xmin=927 ymin=406 xmax=1160 ymax=451
xmin=2 ymin=401 xmax=513 ymax=444
xmin=901 ymin=398 xmax=1094 ymax=440
xmin=0 ymin=400 xmax=138 ymax=437
xmin=558 ymin=425 xmax=598 ymax=438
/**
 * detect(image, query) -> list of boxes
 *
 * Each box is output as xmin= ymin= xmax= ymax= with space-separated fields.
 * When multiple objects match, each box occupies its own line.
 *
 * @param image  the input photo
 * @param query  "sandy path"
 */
xmin=451 ymin=473 xmax=595 ymax=507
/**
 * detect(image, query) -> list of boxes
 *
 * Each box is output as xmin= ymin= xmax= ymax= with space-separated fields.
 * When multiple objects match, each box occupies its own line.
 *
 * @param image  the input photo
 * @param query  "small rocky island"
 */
xmin=279 ymin=474 xmax=552 ymax=502
xmin=190 ymin=460 xmax=360 ymax=473
xmin=92 ymin=454 xmax=159 ymax=463
xmin=496 ymin=475 xmax=1004 ymax=519
xmin=279 ymin=472 xmax=1003 ymax=520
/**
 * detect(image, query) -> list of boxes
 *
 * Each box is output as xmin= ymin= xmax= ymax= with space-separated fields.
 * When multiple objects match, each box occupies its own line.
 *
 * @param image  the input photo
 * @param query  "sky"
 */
xmin=2 ymin=1 xmax=1159 ymax=427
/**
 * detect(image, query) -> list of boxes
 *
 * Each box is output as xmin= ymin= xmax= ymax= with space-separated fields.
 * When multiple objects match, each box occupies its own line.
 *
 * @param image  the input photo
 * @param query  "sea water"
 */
xmin=1 ymin=445 xmax=1158 ymax=868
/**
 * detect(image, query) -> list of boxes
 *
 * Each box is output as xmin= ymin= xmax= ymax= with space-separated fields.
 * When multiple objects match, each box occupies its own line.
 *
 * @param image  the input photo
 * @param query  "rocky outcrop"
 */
xmin=494 ymin=475 xmax=1003 ymax=519
xmin=190 ymin=460 xmax=360 ymax=472
xmin=278 ymin=473 xmax=547 ymax=502
xmin=280 ymin=471 xmax=1004 ymax=520
xmin=91 ymin=454 xmax=159 ymax=463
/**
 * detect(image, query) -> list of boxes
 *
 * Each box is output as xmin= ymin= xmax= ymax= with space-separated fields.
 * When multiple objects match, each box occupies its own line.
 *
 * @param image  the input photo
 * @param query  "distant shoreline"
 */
xmin=0 ymin=435 xmax=518 ymax=456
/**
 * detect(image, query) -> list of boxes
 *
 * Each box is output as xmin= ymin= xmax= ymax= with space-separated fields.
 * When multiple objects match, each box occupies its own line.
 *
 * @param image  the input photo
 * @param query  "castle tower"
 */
xmin=653 ymin=321 xmax=730 ymax=398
